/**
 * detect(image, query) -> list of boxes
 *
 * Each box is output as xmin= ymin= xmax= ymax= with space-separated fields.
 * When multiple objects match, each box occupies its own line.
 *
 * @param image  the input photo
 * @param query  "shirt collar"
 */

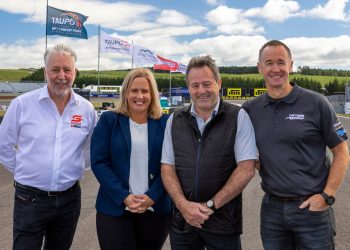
xmin=39 ymin=84 xmax=79 ymax=105
xmin=262 ymin=82 xmax=298 ymax=106
xmin=190 ymin=97 xmax=220 ymax=118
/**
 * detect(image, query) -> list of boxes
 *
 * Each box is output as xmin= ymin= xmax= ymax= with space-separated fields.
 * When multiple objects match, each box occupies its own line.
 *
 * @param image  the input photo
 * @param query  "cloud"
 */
xmin=2 ymin=0 xmax=350 ymax=70
xmin=206 ymin=5 xmax=264 ymax=35
xmin=0 ymin=36 xmax=129 ymax=70
xmin=0 ymin=0 xmax=45 ymax=23
xmin=0 ymin=0 xmax=159 ymax=32
xmin=2 ymin=35 xmax=350 ymax=70
xmin=0 ymin=0 xmax=204 ymax=38
xmin=283 ymin=35 xmax=350 ymax=68
xmin=135 ymin=26 xmax=207 ymax=38
xmin=0 ymin=39 xmax=46 ymax=69
xmin=244 ymin=0 xmax=300 ymax=22
xmin=298 ymin=0 xmax=349 ymax=21
xmin=189 ymin=35 xmax=267 ymax=66
xmin=206 ymin=0 xmax=225 ymax=6
xmin=156 ymin=9 xmax=192 ymax=26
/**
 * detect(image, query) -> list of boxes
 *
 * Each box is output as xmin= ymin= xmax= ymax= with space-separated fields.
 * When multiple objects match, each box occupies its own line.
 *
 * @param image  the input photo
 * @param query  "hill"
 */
xmin=0 ymin=69 xmax=33 ymax=81
xmin=1 ymin=68 xmax=350 ymax=88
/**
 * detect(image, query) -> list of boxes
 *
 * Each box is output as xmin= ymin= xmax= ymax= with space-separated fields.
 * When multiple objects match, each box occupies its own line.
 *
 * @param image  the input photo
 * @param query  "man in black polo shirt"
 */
xmin=243 ymin=40 xmax=350 ymax=250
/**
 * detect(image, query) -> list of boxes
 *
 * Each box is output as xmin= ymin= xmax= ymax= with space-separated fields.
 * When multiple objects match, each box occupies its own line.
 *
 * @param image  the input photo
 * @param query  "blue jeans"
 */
xmin=13 ymin=182 xmax=81 ymax=250
xmin=170 ymin=229 xmax=241 ymax=250
xmin=261 ymin=194 xmax=335 ymax=250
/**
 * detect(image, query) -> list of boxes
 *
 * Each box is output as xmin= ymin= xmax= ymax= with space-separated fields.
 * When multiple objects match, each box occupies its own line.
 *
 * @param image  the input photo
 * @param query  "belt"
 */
xmin=14 ymin=181 xmax=79 ymax=196
xmin=268 ymin=194 xmax=310 ymax=202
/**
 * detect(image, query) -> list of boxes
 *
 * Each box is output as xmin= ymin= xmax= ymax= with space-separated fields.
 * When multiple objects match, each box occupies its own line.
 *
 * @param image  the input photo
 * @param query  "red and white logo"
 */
xmin=71 ymin=115 xmax=83 ymax=128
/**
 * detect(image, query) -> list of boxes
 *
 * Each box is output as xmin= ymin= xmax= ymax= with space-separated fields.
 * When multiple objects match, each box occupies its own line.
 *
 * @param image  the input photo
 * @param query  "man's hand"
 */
xmin=179 ymin=201 xmax=211 ymax=228
xmin=200 ymin=202 xmax=215 ymax=215
xmin=299 ymin=194 xmax=328 ymax=211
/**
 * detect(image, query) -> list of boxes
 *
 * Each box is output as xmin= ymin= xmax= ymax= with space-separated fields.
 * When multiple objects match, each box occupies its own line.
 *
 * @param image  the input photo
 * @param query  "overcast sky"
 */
xmin=1 ymin=0 xmax=350 ymax=70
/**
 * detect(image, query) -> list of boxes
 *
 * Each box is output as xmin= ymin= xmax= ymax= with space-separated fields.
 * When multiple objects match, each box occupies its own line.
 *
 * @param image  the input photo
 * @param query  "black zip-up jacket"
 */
xmin=171 ymin=100 xmax=242 ymax=235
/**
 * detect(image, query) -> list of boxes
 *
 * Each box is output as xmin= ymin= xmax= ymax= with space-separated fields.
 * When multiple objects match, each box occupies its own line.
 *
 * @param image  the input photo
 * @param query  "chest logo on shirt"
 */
xmin=285 ymin=114 xmax=304 ymax=120
xmin=71 ymin=115 xmax=83 ymax=128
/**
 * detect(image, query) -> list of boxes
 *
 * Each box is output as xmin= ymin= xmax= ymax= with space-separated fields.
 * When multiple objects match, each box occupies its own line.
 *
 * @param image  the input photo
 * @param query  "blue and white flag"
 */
xmin=132 ymin=45 xmax=159 ymax=65
xmin=47 ymin=6 xmax=88 ymax=39
xmin=172 ymin=63 xmax=187 ymax=74
xmin=100 ymin=31 xmax=132 ymax=55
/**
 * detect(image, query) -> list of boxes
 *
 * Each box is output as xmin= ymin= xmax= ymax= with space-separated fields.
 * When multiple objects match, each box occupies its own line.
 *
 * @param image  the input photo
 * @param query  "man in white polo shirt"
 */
xmin=0 ymin=44 xmax=96 ymax=250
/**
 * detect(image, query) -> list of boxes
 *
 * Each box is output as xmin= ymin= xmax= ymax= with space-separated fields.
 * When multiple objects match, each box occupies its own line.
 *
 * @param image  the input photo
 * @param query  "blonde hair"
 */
xmin=116 ymin=68 xmax=163 ymax=119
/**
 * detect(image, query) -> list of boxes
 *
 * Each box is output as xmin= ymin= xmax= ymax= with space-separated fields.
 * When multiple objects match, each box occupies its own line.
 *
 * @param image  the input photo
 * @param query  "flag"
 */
xmin=132 ymin=45 xmax=159 ymax=65
xmin=100 ymin=31 xmax=132 ymax=55
xmin=47 ymin=6 xmax=88 ymax=39
xmin=172 ymin=63 xmax=187 ymax=74
xmin=154 ymin=56 xmax=178 ymax=71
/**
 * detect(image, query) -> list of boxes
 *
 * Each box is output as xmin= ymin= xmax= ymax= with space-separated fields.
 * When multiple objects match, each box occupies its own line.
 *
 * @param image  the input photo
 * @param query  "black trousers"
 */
xmin=170 ymin=229 xmax=241 ymax=250
xmin=13 ymin=182 xmax=81 ymax=250
xmin=96 ymin=210 xmax=171 ymax=250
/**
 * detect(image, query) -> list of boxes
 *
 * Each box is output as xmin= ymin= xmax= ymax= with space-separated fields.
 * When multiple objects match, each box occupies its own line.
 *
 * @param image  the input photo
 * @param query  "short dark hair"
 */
xmin=258 ymin=40 xmax=292 ymax=62
xmin=186 ymin=55 xmax=221 ymax=84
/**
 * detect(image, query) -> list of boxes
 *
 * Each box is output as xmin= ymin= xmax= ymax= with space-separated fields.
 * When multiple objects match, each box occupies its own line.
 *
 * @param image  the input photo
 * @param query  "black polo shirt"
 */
xmin=243 ymin=83 xmax=347 ymax=197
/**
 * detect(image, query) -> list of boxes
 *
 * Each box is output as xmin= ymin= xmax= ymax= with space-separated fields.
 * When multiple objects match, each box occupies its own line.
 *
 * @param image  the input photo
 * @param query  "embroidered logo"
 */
xmin=334 ymin=120 xmax=347 ymax=137
xmin=285 ymin=114 xmax=304 ymax=120
xmin=71 ymin=115 xmax=83 ymax=128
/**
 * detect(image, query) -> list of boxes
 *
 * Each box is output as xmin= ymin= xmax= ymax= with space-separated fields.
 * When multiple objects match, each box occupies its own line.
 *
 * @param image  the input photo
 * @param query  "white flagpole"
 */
xmin=45 ymin=0 xmax=48 ymax=51
xmin=97 ymin=25 xmax=101 ymax=110
xmin=131 ymin=40 xmax=134 ymax=69
xmin=169 ymin=70 xmax=172 ymax=107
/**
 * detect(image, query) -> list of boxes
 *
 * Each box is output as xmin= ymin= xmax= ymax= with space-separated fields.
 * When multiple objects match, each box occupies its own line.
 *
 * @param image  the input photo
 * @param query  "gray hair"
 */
xmin=44 ymin=44 xmax=77 ymax=66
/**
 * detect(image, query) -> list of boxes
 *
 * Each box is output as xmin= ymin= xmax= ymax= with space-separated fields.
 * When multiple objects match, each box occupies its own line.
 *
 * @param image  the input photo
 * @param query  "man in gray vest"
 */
xmin=161 ymin=55 xmax=257 ymax=249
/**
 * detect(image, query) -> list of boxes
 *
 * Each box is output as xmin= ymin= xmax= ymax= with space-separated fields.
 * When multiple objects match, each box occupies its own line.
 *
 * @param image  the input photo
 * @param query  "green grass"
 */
xmin=79 ymin=70 xmax=185 ymax=79
xmin=0 ymin=69 xmax=33 ymax=81
xmin=1 ymin=69 xmax=350 ymax=87
xmin=79 ymin=70 xmax=128 ymax=78
xmin=221 ymin=73 xmax=350 ymax=86
xmin=290 ymin=74 xmax=350 ymax=86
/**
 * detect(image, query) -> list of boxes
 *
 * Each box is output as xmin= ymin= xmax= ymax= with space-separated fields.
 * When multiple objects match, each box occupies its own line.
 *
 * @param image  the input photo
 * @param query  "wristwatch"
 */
xmin=321 ymin=191 xmax=335 ymax=205
xmin=206 ymin=199 xmax=217 ymax=212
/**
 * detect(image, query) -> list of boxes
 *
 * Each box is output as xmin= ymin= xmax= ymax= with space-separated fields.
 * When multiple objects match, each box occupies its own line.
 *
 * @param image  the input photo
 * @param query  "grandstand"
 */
xmin=0 ymin=82 xmax=44 ymax=93
xmin=0 ymin=82 xmax=45 ymax=121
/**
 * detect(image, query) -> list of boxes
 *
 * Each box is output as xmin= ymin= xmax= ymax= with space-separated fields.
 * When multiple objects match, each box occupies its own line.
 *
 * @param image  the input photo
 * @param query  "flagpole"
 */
xmin=45 ymin=0 xmax=48 ymax=51
xmin=169 ymin=70 xmax=172 ymax=107
xmin=97 ymin=25 xmax=101 ymax=110
xmin=131 ymin=40 xmax=134 ymax=69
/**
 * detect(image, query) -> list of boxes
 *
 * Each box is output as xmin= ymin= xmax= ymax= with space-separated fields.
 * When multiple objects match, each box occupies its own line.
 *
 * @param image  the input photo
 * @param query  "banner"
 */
xmin=100 ymin=31 xmax=132 ymax=54
xmin=47 ymin=6 xmax=88 ymax=39
xmin=132 ymin=45 xmax=159 ymax=65
xmin=172 ymin=63 xmax=187 ymax=74
xmin=154 ymin=56 xmax=178 ymax=71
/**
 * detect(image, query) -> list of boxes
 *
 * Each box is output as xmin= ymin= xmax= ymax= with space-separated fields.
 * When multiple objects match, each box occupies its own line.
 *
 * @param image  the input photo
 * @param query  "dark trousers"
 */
xmin=261 ymin=194 xmax=335 ymax=250
xmin=13 ymin=182 xmax=81 ymax=250
xmin=169 ymin=229 xmax=241 ymax=250
xmin=96 ymin=210 xmax=171 ymax=250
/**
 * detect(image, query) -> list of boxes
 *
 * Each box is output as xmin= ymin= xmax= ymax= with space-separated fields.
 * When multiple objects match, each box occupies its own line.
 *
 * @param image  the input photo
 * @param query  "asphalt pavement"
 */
xmin=1 ymin=116 xmax=350 ymax=249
